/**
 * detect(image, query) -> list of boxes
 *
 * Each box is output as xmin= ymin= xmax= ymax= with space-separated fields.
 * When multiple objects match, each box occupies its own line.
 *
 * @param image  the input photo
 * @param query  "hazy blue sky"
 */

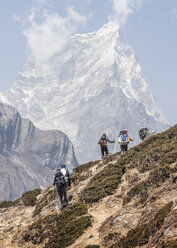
xmin=0 ymin=0 xmax=176 ymax=125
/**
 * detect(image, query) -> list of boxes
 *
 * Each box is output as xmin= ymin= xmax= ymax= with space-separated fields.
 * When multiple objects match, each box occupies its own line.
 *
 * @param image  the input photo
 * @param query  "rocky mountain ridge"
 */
xmin=0 ymin=103 xmax=77 ymax=201
xmin=0 ymin=22 xmax=169 ymax=163
xmin=0 ymin=125 xmax=176 ymax=247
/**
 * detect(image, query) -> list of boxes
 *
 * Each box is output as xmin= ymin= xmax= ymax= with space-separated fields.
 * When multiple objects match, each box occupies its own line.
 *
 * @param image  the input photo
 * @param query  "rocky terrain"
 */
xmin=0 ymin=125 xmax=176 ymax=248
xmin=0 ymin=103 xmax=77 ymax=201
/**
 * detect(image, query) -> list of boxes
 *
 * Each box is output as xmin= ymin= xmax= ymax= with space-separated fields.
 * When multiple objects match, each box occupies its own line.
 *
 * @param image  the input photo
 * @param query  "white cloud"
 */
xmin=14 ymin=0 xmax=142 ymax=73
xmin=67 ymin=7 xmax=88 ymax=25
xmin=12 ymin=15 xmax=22 ymax=22
xmin=109 ymin=0 xmax=142 ymax=26
xmin=34 ymin=0 xmax=48 ymax=4
xmin=168 ymin=9 xmax=177 ymax=19
xmin=19 ymin=6 xmax=90 ymax=72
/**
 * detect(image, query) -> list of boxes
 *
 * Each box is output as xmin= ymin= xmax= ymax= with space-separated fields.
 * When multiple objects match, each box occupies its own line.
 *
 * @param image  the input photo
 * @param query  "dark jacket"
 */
xmin=53 ymin=168 xmax=71 ymax=187
xmin=98 ymin=135 xmax=114 ymax=147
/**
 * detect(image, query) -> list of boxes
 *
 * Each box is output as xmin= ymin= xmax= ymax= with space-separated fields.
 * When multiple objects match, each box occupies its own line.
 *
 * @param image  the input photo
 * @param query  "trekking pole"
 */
xmin=97 ymin=144 xmax=101 ymax=160
xmin=112 ymin=142 xmax=115 ymax=154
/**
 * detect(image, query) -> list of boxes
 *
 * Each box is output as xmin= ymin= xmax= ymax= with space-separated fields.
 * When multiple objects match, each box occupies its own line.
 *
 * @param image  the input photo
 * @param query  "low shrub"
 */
xmin=0 ymin=188 xmax=41 ymax=208
xmin=0 ymin=200 xmax=13 ymax=208
xmin=158 ymin=239 xmax=177 ymax=248
xmin=103 ymin=202 xmax=173 ymax=248
xmin=81 ymin=161 xmax=125 ymax=203
xmin=33 ymin=188 xmax=56 ymax=217
xmin=123 ymin=165 xmax=171 ymax=205
xmin=22 ymin=202 xmax=91 ymax=248
xmin=21 ymin=188 xmax=41 ymax=206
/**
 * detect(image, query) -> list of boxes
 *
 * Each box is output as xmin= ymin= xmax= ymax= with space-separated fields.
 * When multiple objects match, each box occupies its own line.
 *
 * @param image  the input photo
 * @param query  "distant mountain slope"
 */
xmin=0 ymin=126 xmax=176 ymax=248
xmin=0 ymin=103 xmax=77 ymax=201
xmin=0 ymin=22 xmax=169 ymax=163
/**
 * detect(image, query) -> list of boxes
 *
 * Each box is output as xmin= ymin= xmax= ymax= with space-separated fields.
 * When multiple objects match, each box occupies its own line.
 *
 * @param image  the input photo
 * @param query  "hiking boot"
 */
xmin=63 ymin=201 xmax=69 ymax=207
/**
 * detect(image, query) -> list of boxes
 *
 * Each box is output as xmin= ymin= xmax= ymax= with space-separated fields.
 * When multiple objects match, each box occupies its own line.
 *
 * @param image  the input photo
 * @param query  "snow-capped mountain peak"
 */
xmin=0 ymin=22 xmax=169 ymax=163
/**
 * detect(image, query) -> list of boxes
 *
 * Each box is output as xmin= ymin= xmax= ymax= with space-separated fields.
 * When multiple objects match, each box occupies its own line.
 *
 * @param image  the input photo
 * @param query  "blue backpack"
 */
xmin=119 ymin=133 xmax=129 ymax=145
xmin=121 ymin=134 xmax=127 ymax=142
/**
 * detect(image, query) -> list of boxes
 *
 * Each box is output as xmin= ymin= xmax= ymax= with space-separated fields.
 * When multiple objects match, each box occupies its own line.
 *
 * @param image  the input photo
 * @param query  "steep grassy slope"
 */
xmin=0 ymin=126 xmax=176 ymax=248
xmin=22 ymin=202 xmax=91 ymax=248
xmin=80 ymin=125 xmax=177 ymax=205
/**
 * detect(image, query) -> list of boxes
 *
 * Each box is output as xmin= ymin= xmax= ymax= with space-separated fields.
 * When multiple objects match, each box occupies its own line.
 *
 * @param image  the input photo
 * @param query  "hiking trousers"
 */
xmin=101 ymin=145 xmax=108 ymax=158
xmin=55 ymin=186 xmax=67 ymax=210
xmin=120 ymin=144 xmax=128 ymax=155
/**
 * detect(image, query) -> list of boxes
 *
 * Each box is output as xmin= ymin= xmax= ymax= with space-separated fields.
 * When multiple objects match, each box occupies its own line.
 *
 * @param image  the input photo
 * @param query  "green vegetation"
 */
xmin=22 ymin=202 xmax=92 ymax=248
xmin=0 ymin=188 xmax=41 ymax=208
xmin=33 ymin=188 xmax=56 ymax=217
xmin=81 ymin=161 xmax=125 ymax=203
xmin=104 ymin=202 xmax=173 ymax=248
xmin=123 ymin=165 xmax=171 ymax=205
xmin=21 ymin=188 xmax=41 ymax=206
xmin=158 ymin=239 xmax=177 ymax=248
xmin=73 ymin=161 xmax=100 ymax=174
xmin=103 ymin=152 xmax=120 ymax=163
xmin=120 ymin=127 xmax=177 ymax=207
xmin=71 ymin=126 xmax=177 ymax=204
xmin=127 ymin=125 xmax=177 ymax=173
xmin=71 ymin=161 xmax=99 ymax=186
xmin=0 ymin=200 xmax=13 ymax=208
xmin=2 ymin=126 xmax=177 ymax=248
xmin=72 ymin=171 xmax=93 ymax=186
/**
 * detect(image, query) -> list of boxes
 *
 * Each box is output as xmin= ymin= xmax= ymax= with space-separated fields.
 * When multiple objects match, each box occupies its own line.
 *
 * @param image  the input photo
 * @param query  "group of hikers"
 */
xmin=53 ymin=127 xmax=149 ymax=211
xmin=98 ymin=127 xmax=150 ymax=158
xmin=98 ymin=129 xmax=134 ymax=158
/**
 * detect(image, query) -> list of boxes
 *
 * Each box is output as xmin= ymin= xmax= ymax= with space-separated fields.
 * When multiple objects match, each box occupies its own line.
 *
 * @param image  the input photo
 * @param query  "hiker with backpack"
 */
xmin=139 ymin=127 xmax=149 ymax=140
xmin=98 ymin=133 xmax=115 ymax=159
xmin=118 ymin=129 xmax=133 ymax=155
xmin=53 ymin=164 xmax=71 ymax=211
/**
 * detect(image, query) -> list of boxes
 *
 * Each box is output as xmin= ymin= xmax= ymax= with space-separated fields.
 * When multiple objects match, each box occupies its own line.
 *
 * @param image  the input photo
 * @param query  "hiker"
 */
xmin=53 ymin=164 xmax=71 ymax=211
xmin=98 ymin=133 xmax=115 ymax=159
xmin=118 ymin=129 xmax=133 ymax=155
xmin=139 ymin=127 xmax=149 ymax=140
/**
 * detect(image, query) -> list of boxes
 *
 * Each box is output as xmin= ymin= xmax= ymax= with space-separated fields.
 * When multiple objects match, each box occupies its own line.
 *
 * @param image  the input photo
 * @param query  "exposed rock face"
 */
xmin=0 ymin=126 xmax=176 ymax=248
xmin=0 ymin=22 xmax=169 ymax=163
xmin=0 ymin=103 xmax=77 ymax=201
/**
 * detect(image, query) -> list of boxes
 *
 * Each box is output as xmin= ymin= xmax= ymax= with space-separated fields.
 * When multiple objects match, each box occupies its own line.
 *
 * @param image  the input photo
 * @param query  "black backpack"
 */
xmin=139 ymin=127 xmax=148 ymax=140
xmin=55 ymin=170 xmax=67 ymax=188
xmin=99 ymin=137 xmax=107 ymax=147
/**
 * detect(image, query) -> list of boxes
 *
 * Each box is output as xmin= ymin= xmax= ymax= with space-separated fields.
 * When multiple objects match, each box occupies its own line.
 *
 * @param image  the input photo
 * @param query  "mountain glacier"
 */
xmin=0 ymin=22 xmax=169 ymax=163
